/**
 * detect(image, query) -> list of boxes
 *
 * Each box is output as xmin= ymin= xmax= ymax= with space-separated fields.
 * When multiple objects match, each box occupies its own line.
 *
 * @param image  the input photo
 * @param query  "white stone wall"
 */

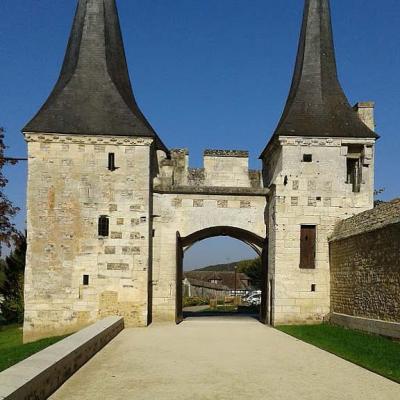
xmin=265 ymin=136 xmax=376 ymax=325
xmin=152 ymin=192 xmax=267 ymax=321
xmin=203 ymin=153 xmax=252 ymax=187
xmin=24 ymin=134 xmax=154 ymax=342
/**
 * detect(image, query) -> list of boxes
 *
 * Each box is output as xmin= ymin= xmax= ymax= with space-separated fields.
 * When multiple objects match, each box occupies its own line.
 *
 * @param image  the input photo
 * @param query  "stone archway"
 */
xmin=176 ymin=226 xmax=269 ymax=324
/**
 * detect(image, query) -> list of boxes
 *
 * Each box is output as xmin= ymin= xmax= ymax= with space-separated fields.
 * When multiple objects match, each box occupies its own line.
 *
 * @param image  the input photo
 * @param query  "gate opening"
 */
xmin=176 ymin=226 xmax=269 ymax=324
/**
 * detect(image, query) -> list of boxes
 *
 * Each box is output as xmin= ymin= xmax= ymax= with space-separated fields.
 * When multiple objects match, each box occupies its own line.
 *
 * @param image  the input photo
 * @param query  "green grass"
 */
xmin=0 ymin=324 xmax=66 ymax=372
xmin=277 ymin=323 xmax=400 ymax=383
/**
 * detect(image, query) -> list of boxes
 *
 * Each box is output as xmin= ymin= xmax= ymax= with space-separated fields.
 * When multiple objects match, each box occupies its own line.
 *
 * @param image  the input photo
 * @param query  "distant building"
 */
xmin=184 ymin=271 xmax=252 ymax=297
xmin=183 ymin=277 xmax=230 ymax=300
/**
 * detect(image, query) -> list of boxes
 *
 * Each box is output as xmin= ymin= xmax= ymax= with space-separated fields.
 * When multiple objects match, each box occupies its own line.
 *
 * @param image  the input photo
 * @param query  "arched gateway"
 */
xmin=22 ymin=0 xmax=378 ymax=342
xmin=176 ymin=227 xmax=268 ymax=324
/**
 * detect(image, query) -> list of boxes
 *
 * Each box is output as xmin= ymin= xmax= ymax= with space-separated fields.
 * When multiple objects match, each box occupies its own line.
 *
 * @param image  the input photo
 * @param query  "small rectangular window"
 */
xmin=108 ymin=153 xmax=116 ymax=171
xmin=311 ymin=284 xmax=316 ymax=292
xmin=346 ymin=158 xmax=361 ymax=193
xmin=98 ymin=216 xmax=109 ymax=237
xmin=83 ymin=275 xmax=89 ymax=286
xmin=303 ymin=154 xmax=313 ymax=162
xmin=300 ymin=225 xmax=316 ymax=269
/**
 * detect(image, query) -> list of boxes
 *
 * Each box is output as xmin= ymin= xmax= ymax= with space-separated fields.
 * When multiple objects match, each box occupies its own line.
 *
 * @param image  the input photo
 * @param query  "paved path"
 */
xmin=51 ymin=317 xmax=400 ymax=400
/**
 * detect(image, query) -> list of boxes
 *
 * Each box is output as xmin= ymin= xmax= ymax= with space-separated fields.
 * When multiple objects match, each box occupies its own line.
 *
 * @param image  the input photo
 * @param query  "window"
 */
xmin=98 ymin=216 xmax=109 ymax=237
xmin=303 ymin=154 xmax=313 ymax=162
xmin=346 ymin=145 xmax=363 ymax=193
xmin=346 ymin=158 xmax=361 ymax=193
xmin=300 ymin=225 xmax=316 ymax=269
xmin=83 ymin=275 xmax=89 ymax=286
xmin=311 ymin=284 xmax=316 ymax=292
xmin=108 ymin=153 xmax=116 ymax=171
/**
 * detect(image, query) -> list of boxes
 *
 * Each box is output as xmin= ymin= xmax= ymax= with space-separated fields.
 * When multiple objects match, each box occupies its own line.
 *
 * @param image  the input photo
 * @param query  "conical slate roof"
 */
xmin=263 ymin=0 xmax=377 ymax=156
xmin=23 ymin=0 xmax=168 ymax=153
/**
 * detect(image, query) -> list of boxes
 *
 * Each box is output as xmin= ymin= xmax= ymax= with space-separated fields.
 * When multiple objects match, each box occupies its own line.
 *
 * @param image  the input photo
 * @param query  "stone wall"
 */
xmin=0 ymin=317 xmax=123 ymax=400
xmin=151 ymin=147 xmax=267 ymax=321
xmin=264 ymin=136 xmax=376 ymax=325
xmin=329 ymin=199 xmax=400 ymax=327
xmin=24 ymin=134 xmax=154 ymax=342
xmin=152 ymin=191 xmax=267 ymax=322
xmin=155 ymin=149 xmax=262 ymax=190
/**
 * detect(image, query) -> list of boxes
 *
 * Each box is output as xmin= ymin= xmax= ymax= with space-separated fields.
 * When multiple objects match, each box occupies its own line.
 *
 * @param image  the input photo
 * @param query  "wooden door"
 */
xmin=176 ymin=232 xmax=184 ymax=324
xmin=260 ymin=239 xmax=269 ymax=324
xmin=300 ymin=226 xmax=316 ymax=269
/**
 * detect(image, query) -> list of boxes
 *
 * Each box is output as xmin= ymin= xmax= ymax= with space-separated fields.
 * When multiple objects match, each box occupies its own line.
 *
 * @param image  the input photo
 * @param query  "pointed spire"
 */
xmin=268 ymin=0 xmax=377 ymax=147
xmin=23 ymin=0 xmax=168 ymax=152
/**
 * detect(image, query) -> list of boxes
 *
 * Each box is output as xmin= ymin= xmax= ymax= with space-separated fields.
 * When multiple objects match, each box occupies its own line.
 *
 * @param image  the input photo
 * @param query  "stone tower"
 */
xmin=23 ymin=0 xmax=168 ymax=342
xmin=262 ymin=0 xmax=378 ymax=325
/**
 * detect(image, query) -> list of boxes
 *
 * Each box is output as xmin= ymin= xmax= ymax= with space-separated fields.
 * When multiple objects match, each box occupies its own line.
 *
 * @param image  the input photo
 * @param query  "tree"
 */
xmin=0 ymin=234 xmax=26 ymax=323
xmin=238 ymin=258 xmax=263 ymax=290
xmin=0 ymin=259 xmax=5 ymax=288
xmin=0 ymin=127 xmax=20 ymax=256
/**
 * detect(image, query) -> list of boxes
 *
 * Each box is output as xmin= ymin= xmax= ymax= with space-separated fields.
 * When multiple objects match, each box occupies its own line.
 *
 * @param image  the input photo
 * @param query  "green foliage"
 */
xmin=0 ymin=128 xmax=20 ymax=252
xmin=0 ymin=324 xmax=66 ymax=372
xmin=237 ymin=258 xmax=263 ymax=289
xmin=0 ymin=259 xmax=5 ymax=289
xmin=0 ymin=235 xmax=26 ymax=324
xmin=277 ymin=323 xmax=400 ymax=383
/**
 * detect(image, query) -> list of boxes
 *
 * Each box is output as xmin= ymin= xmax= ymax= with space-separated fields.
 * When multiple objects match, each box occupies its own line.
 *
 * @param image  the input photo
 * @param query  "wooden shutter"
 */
xmin=300 ymin=226 xmax=316 ymax=269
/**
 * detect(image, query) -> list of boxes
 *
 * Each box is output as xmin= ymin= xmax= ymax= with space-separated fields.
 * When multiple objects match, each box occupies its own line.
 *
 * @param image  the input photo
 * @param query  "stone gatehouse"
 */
xmin=22 ymin=0 xmax=379 ymax=342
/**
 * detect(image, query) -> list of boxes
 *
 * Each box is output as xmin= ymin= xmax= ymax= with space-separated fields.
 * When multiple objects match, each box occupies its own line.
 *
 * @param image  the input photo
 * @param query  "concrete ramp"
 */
xmin=51 ymin=320 xmax=400 ymax=400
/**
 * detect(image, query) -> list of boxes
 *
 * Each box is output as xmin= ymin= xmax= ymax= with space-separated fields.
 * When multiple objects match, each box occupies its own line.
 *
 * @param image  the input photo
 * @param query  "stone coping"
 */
xmin=331 ymin=313 xmax=400 ymax=339
xmin=0 ymin=316 xmax=124 ymax=400
xmin=204 ymin=150 xmax=249 ymax=158
xmin=154 ymin=186 xmax=268 ymax=197
xmin=330 ymin=199 xmax=400 ymax=242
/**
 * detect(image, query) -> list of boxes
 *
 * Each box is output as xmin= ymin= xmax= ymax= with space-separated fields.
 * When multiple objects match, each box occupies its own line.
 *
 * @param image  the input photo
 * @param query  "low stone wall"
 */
xmin=329 ymin=200 xmax=400 ymax=337
xmin=0 ymin=316 xmax=124 ymax=400
xmin=331 ymin=313 xmax=400 ymax=339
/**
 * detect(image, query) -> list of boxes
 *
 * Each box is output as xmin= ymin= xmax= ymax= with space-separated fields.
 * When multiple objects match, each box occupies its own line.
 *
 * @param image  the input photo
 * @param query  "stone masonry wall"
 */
xmin=152 ymin=192 xmax=267 ymax=322
xmin=24 ymin=134 xmax=153 ymax=342
xmin=152 ymin=149 xmax=266 ymax=321
xmin=330 ymin=200 xmax=400 ymax=322
xmin=330 ymin=223 xmax=400 ymax=322
xmin=155 ymin=149 xmax=262 ymax=190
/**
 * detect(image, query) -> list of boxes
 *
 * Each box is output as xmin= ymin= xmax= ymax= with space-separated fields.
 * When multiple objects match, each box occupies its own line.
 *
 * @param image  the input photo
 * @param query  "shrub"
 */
xmin=183 ymin=297 xmax=208 ymax=307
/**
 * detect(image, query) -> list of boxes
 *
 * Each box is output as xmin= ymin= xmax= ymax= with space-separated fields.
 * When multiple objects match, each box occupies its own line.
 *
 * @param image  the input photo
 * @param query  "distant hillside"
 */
xmin=193 ymin=258 xmax=256 ymax=272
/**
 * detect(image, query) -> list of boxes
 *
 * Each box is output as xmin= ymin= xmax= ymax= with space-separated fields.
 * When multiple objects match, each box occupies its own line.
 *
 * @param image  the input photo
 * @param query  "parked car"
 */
xmin=246 ymin=293 xmax=261 ymax=306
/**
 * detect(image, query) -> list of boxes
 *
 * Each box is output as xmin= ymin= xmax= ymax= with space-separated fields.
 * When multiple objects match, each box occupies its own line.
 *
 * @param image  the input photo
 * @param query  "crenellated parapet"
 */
xmin=154 ymin=149 xmax=265 ymax=195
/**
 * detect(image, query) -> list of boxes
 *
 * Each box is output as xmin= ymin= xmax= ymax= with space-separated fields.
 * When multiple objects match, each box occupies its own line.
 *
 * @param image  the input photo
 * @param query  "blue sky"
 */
xmin=1 ymin=1 xmax=399 ymax=267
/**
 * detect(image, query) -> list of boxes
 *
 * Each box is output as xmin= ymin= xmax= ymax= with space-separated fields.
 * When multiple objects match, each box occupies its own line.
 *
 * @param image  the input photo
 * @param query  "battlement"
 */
xmin=155 ymin=149 xmax=263 ymax=191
